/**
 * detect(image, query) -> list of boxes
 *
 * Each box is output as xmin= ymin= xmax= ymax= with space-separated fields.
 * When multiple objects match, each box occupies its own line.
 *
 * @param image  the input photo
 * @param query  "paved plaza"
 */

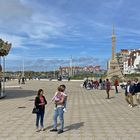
xmin=0 ymin=80 xmax=140 ymax=140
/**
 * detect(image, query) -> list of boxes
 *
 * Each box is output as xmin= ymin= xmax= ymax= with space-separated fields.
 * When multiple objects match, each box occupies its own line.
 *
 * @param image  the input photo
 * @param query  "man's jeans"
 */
xmin=53 ymin=107 xmax=64 ymax=130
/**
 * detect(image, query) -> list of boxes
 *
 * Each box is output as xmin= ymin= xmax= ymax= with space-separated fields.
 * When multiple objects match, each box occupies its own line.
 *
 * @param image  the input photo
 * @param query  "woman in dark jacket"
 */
xmin=35 ymin=89 xmax=47 ymax=131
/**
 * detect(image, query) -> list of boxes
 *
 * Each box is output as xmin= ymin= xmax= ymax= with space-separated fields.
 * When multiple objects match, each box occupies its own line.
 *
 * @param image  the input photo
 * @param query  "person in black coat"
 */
xmin=34 ymin=89 xmax=47 ymax=131
xmin=133 ymin=78 xmax=140 ymax=107
xmin=124 ymin=80 xmax=135 ymax=107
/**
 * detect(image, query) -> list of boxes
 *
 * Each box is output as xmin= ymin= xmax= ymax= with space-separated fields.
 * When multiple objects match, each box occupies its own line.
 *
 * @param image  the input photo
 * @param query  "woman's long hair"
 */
xmin=37 ymin=89 xmax=43 ymax=96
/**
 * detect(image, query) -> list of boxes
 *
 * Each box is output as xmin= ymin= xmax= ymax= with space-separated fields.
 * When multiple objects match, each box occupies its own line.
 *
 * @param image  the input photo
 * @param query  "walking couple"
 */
xmin=34 ymin=84 xmax=67 ymax=134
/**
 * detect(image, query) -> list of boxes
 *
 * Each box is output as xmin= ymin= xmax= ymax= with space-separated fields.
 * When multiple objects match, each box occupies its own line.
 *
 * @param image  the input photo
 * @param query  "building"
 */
xmin=116 ymin=49 xmax=129 ymax=72
xmin=123 ymin=49 xmax=140 ymax=74
xmin=59 ymin=65 xmax=101 ymax=77
xmin=107 ymin=26 xmax=140 ymax=76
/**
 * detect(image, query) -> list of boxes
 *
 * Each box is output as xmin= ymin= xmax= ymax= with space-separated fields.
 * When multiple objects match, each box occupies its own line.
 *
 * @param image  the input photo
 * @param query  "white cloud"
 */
xmin=6 ymin=54 xmax=22 ymax=60
xmin=0 ymin=33 xmax=28 ymax=49
xmin=21 ymin=13 xmax=66 ymax=40
xmin=0 ymin=0 xmax=32 ymax=23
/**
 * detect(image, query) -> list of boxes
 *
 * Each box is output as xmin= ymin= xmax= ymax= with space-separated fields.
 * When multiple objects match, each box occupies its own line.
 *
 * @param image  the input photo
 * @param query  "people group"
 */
xmin=33 ymin=77 xmax=140 ymax=134
xmin=124 ymin=78 xmax=140 ymax=108
xmin=34 ymin=84 xmax=67 ymax=134
xmin=82 ymin=77 xmax=140 ymax=107
xmin=83 ymin=77 xmax=105 ymax=90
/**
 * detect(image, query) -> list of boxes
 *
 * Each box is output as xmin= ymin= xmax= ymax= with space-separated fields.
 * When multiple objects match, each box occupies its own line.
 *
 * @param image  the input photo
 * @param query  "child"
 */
xmin=51 ymin=86 xmax=66 ymax=112
xmin=51 ymin=86 xmax=64 ymax=106
xmin=59 ymin=84 xmax=68 ymax=112
xmin=51 ymin=85 xmax=68 ymax=112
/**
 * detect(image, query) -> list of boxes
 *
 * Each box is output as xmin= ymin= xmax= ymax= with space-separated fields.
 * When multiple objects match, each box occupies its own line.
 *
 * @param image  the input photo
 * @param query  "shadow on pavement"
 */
xmin=5 ymin=89 xmax=36 ymax=99
xmin=64 ymin=122 xmax=84 ymax=132
xmin=43 ymin=123 xmax=61 ymax=131
xmin=43 ymin=122 xmax=84 ymax=132
xmin=109 ymin=96 xmax=115 ymax=99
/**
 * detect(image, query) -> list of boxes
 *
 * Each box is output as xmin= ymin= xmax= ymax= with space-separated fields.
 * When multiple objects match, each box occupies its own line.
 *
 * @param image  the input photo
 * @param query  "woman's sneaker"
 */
xmin=36 ymin=128 xmax=41 ymax=132
xmin=63 ymin=108 xmax=67 ymax=112
xmin=41 ymin=127 xmax=45 ymax=131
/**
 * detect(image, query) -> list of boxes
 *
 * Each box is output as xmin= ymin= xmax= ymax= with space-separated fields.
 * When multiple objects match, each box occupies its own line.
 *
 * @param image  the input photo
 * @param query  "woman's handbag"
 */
xmin=32 ymin=107 xmax=39 ymax=114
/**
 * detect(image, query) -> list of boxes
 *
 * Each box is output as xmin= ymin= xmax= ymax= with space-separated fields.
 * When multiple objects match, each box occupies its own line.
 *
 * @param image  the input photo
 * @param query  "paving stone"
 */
xmin=121 ymin=137 xmax=135 ymax=140
xmin=108 ymin=137 xmax=121 ymax=140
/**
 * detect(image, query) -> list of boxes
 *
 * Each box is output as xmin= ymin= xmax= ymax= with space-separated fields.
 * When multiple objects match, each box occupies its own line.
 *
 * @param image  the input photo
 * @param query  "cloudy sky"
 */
xmin=0 ymin=0 xmax=140 ymax=71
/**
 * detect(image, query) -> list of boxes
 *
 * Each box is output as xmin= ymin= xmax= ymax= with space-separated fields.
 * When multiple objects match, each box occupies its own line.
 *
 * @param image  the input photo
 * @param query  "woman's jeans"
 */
xmin=53 ymin=107 xmax=64 ymax=130
xmin=36 ymin=110 xmax=44 ymax=128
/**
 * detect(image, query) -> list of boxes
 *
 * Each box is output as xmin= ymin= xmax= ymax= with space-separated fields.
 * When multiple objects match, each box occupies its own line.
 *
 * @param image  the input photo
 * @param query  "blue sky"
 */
xmin=0 ymin=0 xmax=140 ymax=71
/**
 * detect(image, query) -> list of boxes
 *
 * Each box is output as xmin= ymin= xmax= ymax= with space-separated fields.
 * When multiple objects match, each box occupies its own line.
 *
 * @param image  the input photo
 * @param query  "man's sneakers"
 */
xmin=128 ymin=104 xmax=134 ymax=108
xmin=50 ymin=129 xmax=64 ymax=134
xmin=50 ymin=129 xmax=57 ymax=132
xmin=57 ymin=129 xmax=64 ymax=134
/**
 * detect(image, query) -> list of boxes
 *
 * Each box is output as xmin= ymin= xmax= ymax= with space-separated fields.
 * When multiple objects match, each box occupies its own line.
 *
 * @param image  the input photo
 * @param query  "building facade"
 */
xmin=59 ymin=65 xmax=101 ymax=77
xmin=117 ymin=49 xmax=140 ymax=74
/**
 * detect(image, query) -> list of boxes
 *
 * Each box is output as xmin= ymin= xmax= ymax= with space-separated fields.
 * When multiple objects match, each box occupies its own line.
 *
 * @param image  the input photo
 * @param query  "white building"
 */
xmin=123 ymin=49 xmax=140 ymax=74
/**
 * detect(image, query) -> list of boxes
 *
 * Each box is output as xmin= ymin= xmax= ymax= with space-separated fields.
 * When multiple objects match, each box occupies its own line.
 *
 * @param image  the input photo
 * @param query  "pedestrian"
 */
xmin=99 ymin=78 xmax=103 ymax=90
xmin=114 ymin=79 xmax=119 ymax=93
xmin=133 ymin=78 xmax=140 ymax=107
xmin=50 ymin=86 xmax=65 ymax=134
xmin=60 ymin=84 xmax=68 ymax=112
xmin=124 ymin=80 xmax=135 ymax=108
xmin=18 ymin=76 xmax=21 ymax=84
xmin=102 ymin=80 xmax=106 ymax=89
xmin=51 ymin=86 xmax=64 ymax=109
xmin=83 ymin=77 xmax=88 ymax=88
xmin=34 ymin=89 xmax=47 ymax=132
xmin=105 ymin=79 xmax=111 ymax=99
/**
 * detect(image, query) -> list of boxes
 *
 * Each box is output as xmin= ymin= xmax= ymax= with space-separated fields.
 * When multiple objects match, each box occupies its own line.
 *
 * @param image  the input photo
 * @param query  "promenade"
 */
xmin=0 ymin=80 xmax=140 ymax=140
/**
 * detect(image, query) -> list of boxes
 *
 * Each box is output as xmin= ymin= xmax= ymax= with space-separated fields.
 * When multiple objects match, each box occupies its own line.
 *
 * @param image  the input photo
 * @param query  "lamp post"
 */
xmin=70 ymin=55 xmax=73 ymax=77
xmin=21 ymin=59 xmax=25 ymax=84
xmin=0 ymin=38 xmax=11 ymax=98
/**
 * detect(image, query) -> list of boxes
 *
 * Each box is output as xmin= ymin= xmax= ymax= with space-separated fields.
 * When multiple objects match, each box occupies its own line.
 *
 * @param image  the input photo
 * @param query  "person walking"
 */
xmin=124 ymin=80 xmax=135 ymax=108
xmin=99 ymin=78 xmax=103 ymax=90
xmin=50 ymin=86 xmax=65 ymax=134
xmin=34 ymin=89 xmax=47 ymax=132
xmin=60 ymin=84 xmax=68 ymax=112
xmin=133 ymin=78 xmax=140 ymax=107
xmin=105 ymin=79 xmax=111 ymax=99
xmin=114 ymin=79 xmax=119 ymax=93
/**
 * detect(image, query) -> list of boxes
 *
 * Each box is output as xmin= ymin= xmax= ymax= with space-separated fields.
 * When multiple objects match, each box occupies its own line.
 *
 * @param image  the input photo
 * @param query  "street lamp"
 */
xmin=0 ymin=38 xmax=12 ymax=98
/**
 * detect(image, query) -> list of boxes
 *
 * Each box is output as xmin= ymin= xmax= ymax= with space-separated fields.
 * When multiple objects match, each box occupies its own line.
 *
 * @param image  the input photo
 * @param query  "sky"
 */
xmin=0 ymin=0 xmax=140 ymax=71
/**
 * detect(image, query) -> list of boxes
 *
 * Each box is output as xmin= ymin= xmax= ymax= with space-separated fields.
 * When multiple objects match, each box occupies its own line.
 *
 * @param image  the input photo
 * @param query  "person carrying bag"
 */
xmin=34 ymin=89 xmax=47 ymax=132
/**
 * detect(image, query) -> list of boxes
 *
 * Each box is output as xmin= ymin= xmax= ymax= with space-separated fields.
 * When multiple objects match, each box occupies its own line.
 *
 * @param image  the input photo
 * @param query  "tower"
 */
xmin=107 ymin=26 xmax=124 ymax=80
xmin=112 ymin=25 xmax=116 ymax=60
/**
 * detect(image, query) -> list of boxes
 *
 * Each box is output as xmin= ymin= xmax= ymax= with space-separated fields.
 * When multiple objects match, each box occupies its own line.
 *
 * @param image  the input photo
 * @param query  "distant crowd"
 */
xmin=83 ymin=78 xmax=106 ymax=90
xmin=82 ymin=77 xmax=140 ymax=108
